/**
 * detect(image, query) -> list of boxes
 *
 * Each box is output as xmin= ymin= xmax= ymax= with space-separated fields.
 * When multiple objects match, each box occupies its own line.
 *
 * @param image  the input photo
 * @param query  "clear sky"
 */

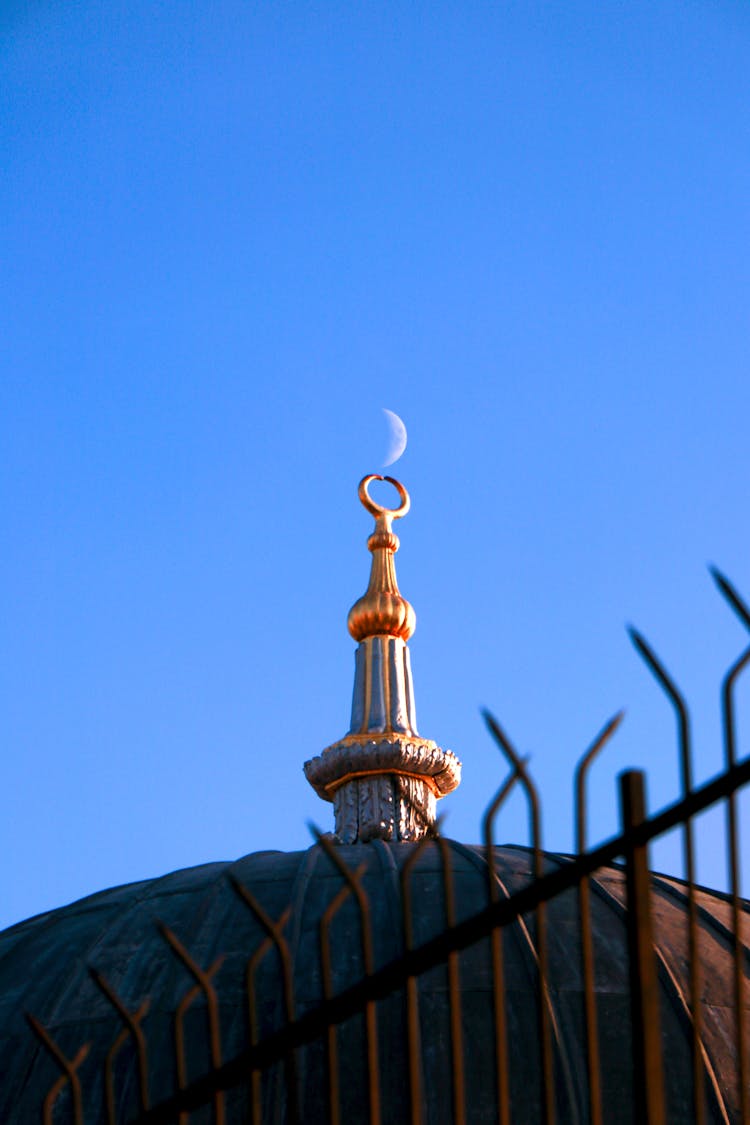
xmin=2 ymin=1 xmax=750 ymax=931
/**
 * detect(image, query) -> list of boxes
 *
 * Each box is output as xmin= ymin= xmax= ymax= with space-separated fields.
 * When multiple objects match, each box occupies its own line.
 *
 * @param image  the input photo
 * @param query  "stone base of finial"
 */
xmin=332 ymin=773 xmax=437 ymax=843
xmin=303 ymin=736 xmax=462 ymax=843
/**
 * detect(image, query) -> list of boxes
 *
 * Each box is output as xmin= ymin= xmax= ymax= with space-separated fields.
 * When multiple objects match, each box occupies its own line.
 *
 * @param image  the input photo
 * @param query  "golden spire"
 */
xmin=347 ymin=475 xmax=416 ymax=643
xmin=304 ymin=473 xmax=461 ymax=843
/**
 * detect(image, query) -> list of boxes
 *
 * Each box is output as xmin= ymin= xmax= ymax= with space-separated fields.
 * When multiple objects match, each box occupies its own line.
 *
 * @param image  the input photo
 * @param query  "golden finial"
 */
xmin=347 ymin=474 xmax=416 ymax=643
xmin=304 ymin=472 xmax=461 ymax=842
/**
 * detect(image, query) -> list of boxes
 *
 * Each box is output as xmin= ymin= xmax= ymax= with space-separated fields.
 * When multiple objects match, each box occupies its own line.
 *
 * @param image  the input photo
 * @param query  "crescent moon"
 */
xmin=382 ymin=408 xmax=408 ymax=466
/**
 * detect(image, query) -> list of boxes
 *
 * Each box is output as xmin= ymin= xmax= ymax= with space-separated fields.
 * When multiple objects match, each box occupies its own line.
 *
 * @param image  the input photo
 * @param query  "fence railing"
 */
xmin=27 ymin=567 xmax=750 ymax=1125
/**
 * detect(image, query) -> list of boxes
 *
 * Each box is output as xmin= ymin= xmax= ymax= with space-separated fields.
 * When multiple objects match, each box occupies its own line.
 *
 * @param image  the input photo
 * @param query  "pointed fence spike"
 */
xmin=710 ymin=566 xmax=750 ymax=631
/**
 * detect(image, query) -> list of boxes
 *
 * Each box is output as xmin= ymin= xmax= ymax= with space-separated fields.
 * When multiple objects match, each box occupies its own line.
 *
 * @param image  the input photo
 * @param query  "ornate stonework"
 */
xmin=303 ymin=474 xmax=461 ymax=842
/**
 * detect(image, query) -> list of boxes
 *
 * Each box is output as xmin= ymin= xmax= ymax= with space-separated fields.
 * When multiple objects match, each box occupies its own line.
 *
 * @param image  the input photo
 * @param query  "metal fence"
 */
xmin=27 ymin=567 xmax=750 ymax=1124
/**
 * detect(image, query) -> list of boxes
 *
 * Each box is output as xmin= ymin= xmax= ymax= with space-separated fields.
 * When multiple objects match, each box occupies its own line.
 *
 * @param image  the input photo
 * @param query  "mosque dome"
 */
xmin=0 ymin=474 xmax=747 ymax=1124
xmin=0 ymin=843 xmax=744 ymax=1122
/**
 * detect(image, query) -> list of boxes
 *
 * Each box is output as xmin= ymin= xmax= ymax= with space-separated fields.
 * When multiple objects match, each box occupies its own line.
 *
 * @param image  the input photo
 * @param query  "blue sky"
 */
xmin=2 ymin=1 xmax=750 ymax=930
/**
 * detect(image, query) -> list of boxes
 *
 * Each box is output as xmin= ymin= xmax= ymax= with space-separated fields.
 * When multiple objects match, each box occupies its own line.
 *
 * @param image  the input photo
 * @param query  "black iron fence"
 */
xmin=26 ymin=568 xmax=750 ymax=1124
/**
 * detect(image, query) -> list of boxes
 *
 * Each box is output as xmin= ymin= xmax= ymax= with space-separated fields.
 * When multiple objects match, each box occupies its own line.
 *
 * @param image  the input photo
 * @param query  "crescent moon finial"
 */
xmin=358 ymin=474 xmax=411 ymax=520
xmin=303 ymin=467 xmax=461 ymax=844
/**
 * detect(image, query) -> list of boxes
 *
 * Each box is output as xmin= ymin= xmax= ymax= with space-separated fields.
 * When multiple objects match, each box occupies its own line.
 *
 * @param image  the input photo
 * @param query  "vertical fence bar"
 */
xmin=619 ymin=770 xmax=666 ymax=1125
xmin=246 ymin=934 xmax=275 ymax=1125
xmin=175 ymin=983 xmax=200 ymax=1125
xmin=721 ymin=643 xmax=750 ymax=1125
xmin=88 ymin=968 xmax=151 ymax=1123
xmin=396 ymin=777 xmax=444 ymax=1125
xmin=483 ymin=711 xmax=555 ymax=1125
xmin=159 ymin=925 xmax=226 ymax=1125
xmin=26 ymin=1014 xmax=90 ymax=1125
xmin=574 ymin=711 xmax=623 ymax=1125
xmin=481 ymin=767 xmax=524 ymax=1125
xmin=319 ymin=870 xmax=366 ymax=1125
xmin=437 ymin=837 xmax=466 ymax=1125
xmin=400 ymin=827 xmax=443 ymax=1125
xmin=312 ymin=829 xmax=381 ymax=1125
xmin=230 ymin=880 xmax=299 ymax=1124
xmin=628 ymin=628 xmax=704 ymax=1123
xmin=712 ymin=568 xmax=750 ymax=1125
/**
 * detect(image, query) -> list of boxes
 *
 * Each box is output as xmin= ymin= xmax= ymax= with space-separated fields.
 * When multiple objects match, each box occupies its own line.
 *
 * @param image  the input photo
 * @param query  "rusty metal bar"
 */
xmin=482 ymin=765 xmax=525 ymax=876
xmin=628 ymin=628 xmax=704 ymax=1124
xmin=319 ymin=864 xmax=367 ymax=1125
xmin=574 ymin=711 xmax=624 ymax=1125
xmin=721 ymin=644 xmax=750 ymax=1125
xmin=230 ymin=883 xmax=296 ymax=1028
xmin=436 ymin=836 xmax=466 ymax=1125
xmin=175 ymin=981 xmax=201 ymax=1125
xmin=321 ymin=884 xmax=351 ymax=1125
xmin=245 ymin=929 xmax=276 ymax=1125
xmin=481 ymin=764 xmax=524 ymax=1125
xmin=159 ymin=924 xmax=226 ymax=1125
xmin=482 ymin=710 xmax=555 ymax=1125
xmin=312 ymin=828 xmax=381 ymax=1125
xmin=230 ymin=879 xmax=298 ymax=1123
xmin=619 ymin=769 xmax=666 ymax=1125
xmin=105 ymin=1027 xmax=133 ymax=1125
xmin=710 ymin=566 xmax=750 ymax=631
xmin=400 ymin=820 xmax=444 ymax=1125
xmin=131 ymin=749 xmax=750 ymax=1125
xmin=89 ymin=968 xmax=151 ymax=1122
xmin=393 ymin=756 xmax=440 ymax=1125
xmin=26 ymin=1013 xmax=90 ymax=1125
xmin=713 ymin=567 xmax=750 ymax=1125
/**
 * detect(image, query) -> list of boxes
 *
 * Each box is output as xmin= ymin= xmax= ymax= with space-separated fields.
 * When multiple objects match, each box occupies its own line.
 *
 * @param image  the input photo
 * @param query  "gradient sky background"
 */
xmin=2 ymin=1 xmax=750 ymax=931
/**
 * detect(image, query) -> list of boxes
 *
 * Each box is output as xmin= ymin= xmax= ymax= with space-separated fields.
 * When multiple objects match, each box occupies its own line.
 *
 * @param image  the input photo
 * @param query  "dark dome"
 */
xmin=0 ymin=840 xmax=745 ymax=1123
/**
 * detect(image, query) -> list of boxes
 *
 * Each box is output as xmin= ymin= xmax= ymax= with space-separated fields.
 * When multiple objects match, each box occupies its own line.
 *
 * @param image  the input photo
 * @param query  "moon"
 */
xmin=382 ymin=408 xmax=408 ymax=466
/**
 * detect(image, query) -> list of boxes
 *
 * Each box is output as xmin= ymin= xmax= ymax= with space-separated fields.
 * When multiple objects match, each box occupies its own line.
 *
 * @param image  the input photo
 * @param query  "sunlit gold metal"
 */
xmin=348 ymin=474 xmax=416 ymax=642
xmin=323 ymin=768 xmax=442 ymax=798
xmin=358 ymin=474 xmax=411 ymax=521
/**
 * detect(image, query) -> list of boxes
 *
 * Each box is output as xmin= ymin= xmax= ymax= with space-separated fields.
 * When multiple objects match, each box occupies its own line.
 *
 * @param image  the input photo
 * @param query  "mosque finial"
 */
xmin=347 ymin=475 xmax=415 ymax=643
xmin=304 ymin=475 xmax=461 ymax=843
